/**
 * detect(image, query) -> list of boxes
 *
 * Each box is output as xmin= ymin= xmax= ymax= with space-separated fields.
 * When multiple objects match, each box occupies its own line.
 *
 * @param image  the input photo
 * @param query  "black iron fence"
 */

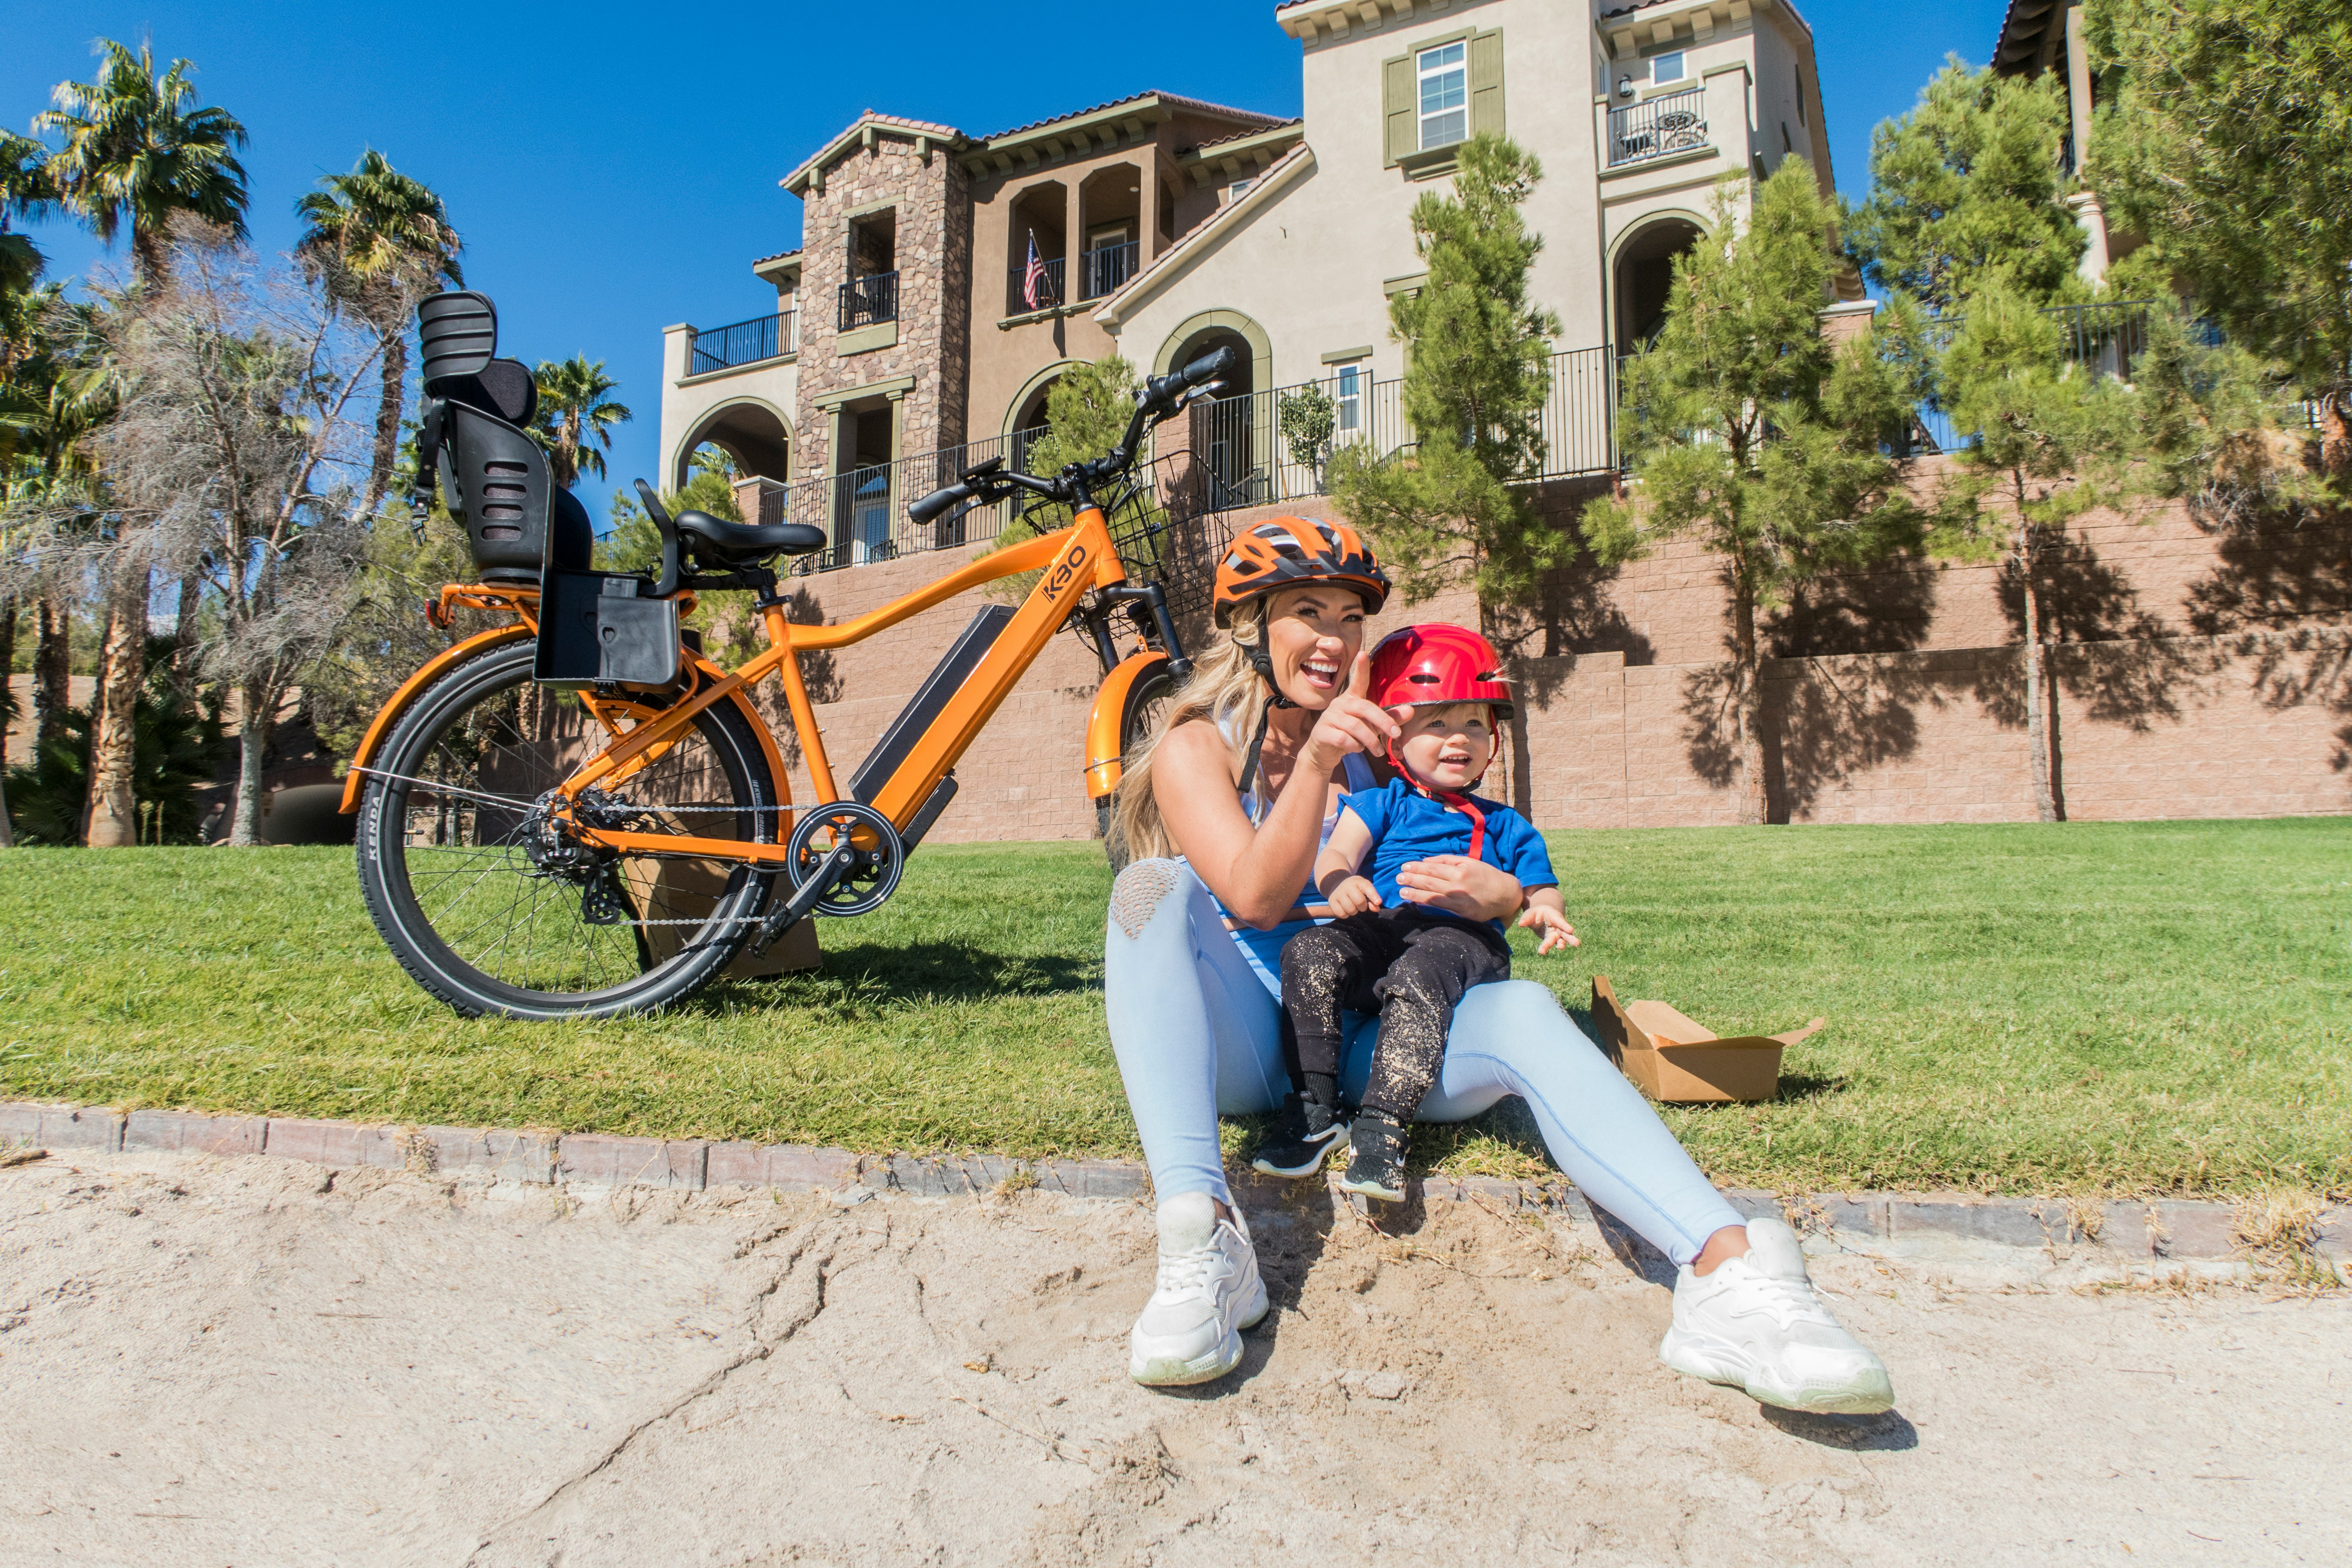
xmin=1608 ymin=88 xmax=1708 ymax=168
xmin=1080 ymin=241 xmax=1140 ymax=300
xmin=688 ymin=311 xmax=793 ymax=375
xmin=838 ymin=271 xmax=899 ymax=331
xmin=1901 ymin=300 xmax=2159 ymax=455
xmin=1007 ymin=255 xmax=1066 ymax=315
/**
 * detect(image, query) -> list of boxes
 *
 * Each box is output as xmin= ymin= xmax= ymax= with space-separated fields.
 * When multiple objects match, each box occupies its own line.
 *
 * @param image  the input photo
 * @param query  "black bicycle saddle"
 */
xmin=673 ymin=509 xmax=828 ymax=560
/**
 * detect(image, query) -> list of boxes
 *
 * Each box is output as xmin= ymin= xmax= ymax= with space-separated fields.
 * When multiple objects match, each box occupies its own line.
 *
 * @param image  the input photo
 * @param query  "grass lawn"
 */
xmin=2 ymin=819 xmax=2347 ymax=1199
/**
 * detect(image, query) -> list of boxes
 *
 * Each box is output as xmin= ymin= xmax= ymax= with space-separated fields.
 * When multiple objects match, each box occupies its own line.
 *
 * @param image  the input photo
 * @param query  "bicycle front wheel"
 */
xmin=355 ymin=640 xmax=783 ymax=1019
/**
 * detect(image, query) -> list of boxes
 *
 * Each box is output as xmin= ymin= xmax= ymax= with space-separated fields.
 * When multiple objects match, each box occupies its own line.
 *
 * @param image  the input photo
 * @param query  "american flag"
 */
xmin=1023 ymin=230 xmax=1048 ymax=311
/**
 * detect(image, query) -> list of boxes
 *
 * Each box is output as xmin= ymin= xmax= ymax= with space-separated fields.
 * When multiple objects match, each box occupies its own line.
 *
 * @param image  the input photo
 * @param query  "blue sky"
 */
xmin=6 ymin=0 xmax=2009 ymax=526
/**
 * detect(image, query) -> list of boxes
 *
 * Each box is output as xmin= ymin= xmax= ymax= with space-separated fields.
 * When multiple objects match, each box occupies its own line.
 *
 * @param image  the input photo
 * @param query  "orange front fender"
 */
xmin=338 ymin=625 xmax=536 ymax=812
xmin=1084 ymin=650 xmax=1171 ymax=801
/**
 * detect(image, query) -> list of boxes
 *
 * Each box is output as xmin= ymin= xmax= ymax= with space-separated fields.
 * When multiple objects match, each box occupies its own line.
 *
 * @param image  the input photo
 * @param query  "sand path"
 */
xmin=0 ymin=1151 xmax=2343 ymax=1566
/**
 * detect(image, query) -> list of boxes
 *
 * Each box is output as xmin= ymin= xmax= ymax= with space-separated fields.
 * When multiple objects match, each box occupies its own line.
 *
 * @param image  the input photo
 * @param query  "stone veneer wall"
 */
xmin=793 ymin=135 xmax=973 ymax=473
xmin=733 ymin=462 xmax=2350 ymax=844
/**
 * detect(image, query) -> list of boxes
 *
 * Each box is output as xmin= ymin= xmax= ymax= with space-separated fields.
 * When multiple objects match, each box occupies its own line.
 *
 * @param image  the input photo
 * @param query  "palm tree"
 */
xmin=0 ymin=129 xmax=56 ymax=297
xmin=35 ymin=40 xmax=249 ymax=288
xmin=295 ymin=149 xmax=462 ymax=517
xmin=532 ymin=357 xmax=631 ymax=488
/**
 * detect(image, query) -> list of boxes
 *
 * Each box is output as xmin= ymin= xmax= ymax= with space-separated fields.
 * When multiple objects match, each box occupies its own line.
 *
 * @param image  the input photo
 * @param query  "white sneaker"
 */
xmin=1128 ymin=1192 xmax=1270 ymax=1387
xmin=1658 ymin=1217 xmax=1896 ymax=1415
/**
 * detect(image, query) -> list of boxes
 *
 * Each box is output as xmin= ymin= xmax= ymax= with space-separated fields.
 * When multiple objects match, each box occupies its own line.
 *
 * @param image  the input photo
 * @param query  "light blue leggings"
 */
xmin=1104 ymin=859 xmax=1744 ymax=1268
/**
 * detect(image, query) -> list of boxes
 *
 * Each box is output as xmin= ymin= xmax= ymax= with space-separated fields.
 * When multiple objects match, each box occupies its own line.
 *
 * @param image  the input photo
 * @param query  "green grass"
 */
xmin=2 ymin=820 xmax=2347 ymax=1198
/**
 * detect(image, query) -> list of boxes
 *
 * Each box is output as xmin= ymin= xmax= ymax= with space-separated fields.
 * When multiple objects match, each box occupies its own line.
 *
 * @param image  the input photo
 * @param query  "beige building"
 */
xmin=658 ymin=0 xmax=1839 ymax=557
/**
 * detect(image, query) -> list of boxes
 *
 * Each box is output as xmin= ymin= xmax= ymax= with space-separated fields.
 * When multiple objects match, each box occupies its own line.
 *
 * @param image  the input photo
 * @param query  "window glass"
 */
xmin=1418 ymin=41 xmax=1468 ymax=149
xmin=1228 ymin=178 xmax=1253 ymax=202
xmin=1335 ymin=364 xmax=1363 ymax=432
xmin=1653 ymin=50 xmax=1685 ymax=86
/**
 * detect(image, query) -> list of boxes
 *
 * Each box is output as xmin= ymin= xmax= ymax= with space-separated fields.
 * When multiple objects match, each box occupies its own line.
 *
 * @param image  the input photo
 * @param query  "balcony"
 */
xmin=688 ymin=311 xmax=795 ymax=375
xmin=838 ymin=271 xmax=899 ymax=331
xmin=1079 ymin=241 xmax=1140 ymax=301
xmin=1608 ymin=89 xmax=1709 ymax=169
xmin=1007 ymin=255 xmax=1066 ymax=316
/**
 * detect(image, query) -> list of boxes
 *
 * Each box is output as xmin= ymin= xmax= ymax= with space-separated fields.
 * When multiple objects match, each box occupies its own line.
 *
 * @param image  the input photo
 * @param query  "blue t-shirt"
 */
xmin=1339 ymin=778 xmax=1558 ymax=934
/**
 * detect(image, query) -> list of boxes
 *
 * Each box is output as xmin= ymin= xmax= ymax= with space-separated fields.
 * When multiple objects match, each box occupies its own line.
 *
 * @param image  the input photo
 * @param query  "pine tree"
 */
xmin=1582 ymin=164 xmax=1929 ymax=824
xmin=1328 ymin=134 xmax=1565 ymax=611
xmin=1842 ymin=57 xmax=2086 ymax=313
xmin=2086 ymin=0 xmax=2352 ymax=472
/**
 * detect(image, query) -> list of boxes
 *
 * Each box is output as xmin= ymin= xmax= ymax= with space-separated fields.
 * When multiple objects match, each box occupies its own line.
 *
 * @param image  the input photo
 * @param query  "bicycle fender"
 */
xmin=1085 ymin=650 xmax=1170 ymax=800
xmin=337 ymin=625 xmax=535 ymax=813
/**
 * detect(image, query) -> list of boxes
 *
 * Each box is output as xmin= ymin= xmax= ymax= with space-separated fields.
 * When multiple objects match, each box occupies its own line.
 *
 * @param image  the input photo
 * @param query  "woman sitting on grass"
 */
xmin=1103 ymin=517 xmax=1894 ymax=1415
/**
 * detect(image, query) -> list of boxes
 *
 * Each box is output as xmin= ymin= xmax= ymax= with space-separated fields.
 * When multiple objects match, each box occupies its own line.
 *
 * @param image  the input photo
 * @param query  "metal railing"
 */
xmin=1608 ymin=88 xmax=1708 ymax=168
xmin=1898 ymin=301 xmax=2159 ymax=455
xmin=1008 ymin=256 xmax=1066 ymax=315
xmin=838 ymin=271 xmax=899 ymax=331
xmin=688 ymin=311 xmax=794 ymax=374
xmin=1080 ymin=241 xmax=1140 ymax=300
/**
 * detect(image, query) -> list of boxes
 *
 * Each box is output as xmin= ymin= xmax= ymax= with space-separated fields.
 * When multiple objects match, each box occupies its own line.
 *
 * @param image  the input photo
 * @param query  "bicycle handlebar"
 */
xmin=903 ymin=346 xmax=1236 ymax=527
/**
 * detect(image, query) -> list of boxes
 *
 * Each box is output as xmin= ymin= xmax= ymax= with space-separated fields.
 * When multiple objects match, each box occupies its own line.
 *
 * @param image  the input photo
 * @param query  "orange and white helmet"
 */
xmin=1211 ymin=517 xmax=1390 ymax=627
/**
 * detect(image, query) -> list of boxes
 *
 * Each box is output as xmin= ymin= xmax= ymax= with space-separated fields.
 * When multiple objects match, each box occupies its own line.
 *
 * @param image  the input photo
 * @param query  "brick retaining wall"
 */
xmin=725 ymin=471 xmax=2348 ymax=842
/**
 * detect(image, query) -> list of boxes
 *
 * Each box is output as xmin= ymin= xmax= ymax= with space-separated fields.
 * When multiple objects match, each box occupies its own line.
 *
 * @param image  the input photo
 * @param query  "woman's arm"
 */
xmin=1153 ymin=652 xmax=1398 ymax=929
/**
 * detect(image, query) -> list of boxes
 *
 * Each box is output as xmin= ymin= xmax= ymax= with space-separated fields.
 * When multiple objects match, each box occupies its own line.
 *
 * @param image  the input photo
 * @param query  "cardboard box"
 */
xmin=1589 ymin=976 xmax=1822 ymax=1103
xmin=622 ymin=857 xmax=820 ymax=979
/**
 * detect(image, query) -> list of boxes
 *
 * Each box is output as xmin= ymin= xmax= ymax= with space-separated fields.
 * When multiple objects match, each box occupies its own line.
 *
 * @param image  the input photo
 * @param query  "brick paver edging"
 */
xmin=4 ymin=1100 xmax=2344 ymax=1267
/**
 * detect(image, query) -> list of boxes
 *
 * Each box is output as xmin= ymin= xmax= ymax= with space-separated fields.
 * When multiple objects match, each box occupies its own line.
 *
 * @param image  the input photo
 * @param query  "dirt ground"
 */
xmin=0 ymin=1151 xmax=2344 ymax=1567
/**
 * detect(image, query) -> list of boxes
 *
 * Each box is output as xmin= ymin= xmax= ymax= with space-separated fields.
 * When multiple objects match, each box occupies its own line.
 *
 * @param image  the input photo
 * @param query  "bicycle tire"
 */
xmin=355 ymin=640 xmax=781 ymax=1019
xmin=1100 ymin=661 xmax=1177 ymax=873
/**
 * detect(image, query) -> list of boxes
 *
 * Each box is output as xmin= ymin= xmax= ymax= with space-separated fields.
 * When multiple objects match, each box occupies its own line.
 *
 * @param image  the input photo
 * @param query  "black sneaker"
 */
xmin=1337 ymin=1109 xmax=1407 ymax=1203
xmin=1251 ymin=1092 xmax=1350 ymax=1178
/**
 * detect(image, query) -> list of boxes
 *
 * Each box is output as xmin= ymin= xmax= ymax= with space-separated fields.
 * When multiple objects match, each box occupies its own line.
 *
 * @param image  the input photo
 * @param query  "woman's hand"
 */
xmin=1299 ymin=651 xmax=1400 ymax=775
xmin=1393 ymin=854 xmax=1524 ymax=922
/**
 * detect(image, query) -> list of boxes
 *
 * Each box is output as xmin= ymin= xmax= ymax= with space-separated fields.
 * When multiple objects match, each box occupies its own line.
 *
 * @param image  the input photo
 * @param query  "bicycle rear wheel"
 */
xmin=355 ymin=640 xmax=782 ymax=1019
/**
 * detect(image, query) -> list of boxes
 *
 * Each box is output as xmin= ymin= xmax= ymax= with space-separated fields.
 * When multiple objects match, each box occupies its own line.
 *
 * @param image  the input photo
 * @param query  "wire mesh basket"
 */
xmin=1095 ymin=451 xmax=1235 ymax=619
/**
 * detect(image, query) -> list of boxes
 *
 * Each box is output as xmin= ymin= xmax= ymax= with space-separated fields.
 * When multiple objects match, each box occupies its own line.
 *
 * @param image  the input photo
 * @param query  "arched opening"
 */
xmin=1076 ymin=164 xmax=1143 ymax=300
xmin=1006 ymin=181 xmax=1068 ymax=314
xmin=674 ymin=398 xmax=792 ymax=491
xmin=1168 ymin=323 xmax=1259 ymax=506
xmin=1009 ymin=375 xmax=1059 ymax=472
xmin=1611 ymin=216 xmax=1705 ymax=348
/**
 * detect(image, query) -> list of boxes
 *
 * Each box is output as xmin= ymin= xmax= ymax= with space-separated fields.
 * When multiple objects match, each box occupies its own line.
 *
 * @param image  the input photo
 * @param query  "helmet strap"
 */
xmin=1235 ymin=641 xmax=1296 ymax=803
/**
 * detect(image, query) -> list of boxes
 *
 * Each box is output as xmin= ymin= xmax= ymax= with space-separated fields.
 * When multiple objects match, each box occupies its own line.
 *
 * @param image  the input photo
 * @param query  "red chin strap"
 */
xmin=1385 ymin=729 xmax=1491 ymax=862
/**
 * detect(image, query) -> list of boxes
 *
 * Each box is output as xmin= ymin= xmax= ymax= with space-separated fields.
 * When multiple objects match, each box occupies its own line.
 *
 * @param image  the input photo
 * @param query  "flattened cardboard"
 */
xmin=1590 ymin=975 xmax=1824 ymax=1103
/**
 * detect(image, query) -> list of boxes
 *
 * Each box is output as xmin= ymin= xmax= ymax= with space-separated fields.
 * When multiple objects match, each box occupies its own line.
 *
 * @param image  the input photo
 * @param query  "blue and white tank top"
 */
xmin=1185 ymin=710 xmax=1375 ymax=998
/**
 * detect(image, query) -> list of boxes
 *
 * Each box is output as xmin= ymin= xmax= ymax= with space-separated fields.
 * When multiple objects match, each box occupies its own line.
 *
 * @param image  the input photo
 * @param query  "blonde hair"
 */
xmin=1110 ymin=598 xmax=1275 ymax=863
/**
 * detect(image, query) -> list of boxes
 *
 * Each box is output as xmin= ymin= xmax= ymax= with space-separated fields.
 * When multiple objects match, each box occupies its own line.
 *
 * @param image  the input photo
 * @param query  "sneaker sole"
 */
xmin=1335 ymin=1173 xmax=1403 ymax=1203
xmin=1251 ymin=1128 xmax=1351 ymax=1179
xmin=1658 ymin=1327 xmax=1896 ymax=1415
xmin=1130 ymin=1279 xmax=1270 ymax=1387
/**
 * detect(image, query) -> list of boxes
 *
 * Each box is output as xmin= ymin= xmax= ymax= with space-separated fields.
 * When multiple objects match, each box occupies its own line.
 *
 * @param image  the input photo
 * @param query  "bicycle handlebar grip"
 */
xmin=908 ymin=481 xmax=973 ymax=525
xmin=1182 ymin=345 xmax=1237 ymax=387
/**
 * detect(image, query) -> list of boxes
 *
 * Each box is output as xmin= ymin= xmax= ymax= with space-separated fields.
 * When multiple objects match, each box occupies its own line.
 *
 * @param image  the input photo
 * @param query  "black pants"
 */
xmin=1279 ymin=906 xmax=1512 ymax=1123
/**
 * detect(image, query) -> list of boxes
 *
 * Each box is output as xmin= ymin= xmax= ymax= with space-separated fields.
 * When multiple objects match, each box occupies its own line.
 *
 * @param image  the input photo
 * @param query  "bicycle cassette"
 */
xmin=784 ymin=800 xmax=904 ymax=918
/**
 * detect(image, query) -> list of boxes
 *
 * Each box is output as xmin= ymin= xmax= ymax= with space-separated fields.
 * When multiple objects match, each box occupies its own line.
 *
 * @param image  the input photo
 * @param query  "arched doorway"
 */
xmin=673 ymin=398 xmax=793 ymax=490
xmin=1157 ymin=312 xmax=1267 ymax=508
xmin=1611 ymin=215 xmax=1706 ymax=348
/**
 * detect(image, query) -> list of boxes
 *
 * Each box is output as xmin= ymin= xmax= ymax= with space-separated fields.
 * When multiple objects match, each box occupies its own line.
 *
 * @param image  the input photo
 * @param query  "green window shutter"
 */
xmin=1470 ymin=29 xmax=1505 ymax=138
xmin=1383 ymin=52 xmax=1415 ymax=167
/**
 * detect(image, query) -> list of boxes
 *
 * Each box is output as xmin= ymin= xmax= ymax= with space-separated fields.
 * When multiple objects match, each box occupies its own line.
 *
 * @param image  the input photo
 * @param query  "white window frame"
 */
xmin=1418 ymin=41 xmax=1468 ymax=151
xmin=1227 ymin=178 xmax=1253 ymax=202
xmin=1652 ymin=50 xmax=1686 ymax=88
xmin=1333 ymin=363 xmax=1365 ymax=435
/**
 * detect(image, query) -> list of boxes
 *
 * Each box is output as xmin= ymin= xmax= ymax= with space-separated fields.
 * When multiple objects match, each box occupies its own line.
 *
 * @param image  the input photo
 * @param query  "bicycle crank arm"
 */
xmin=747 ymin=842 xmax=859 ymax=956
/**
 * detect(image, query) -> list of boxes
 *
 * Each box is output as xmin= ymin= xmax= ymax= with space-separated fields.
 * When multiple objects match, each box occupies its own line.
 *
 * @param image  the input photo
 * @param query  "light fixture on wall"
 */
xmin=1616 ymin=75 xmax=1634 ymax=99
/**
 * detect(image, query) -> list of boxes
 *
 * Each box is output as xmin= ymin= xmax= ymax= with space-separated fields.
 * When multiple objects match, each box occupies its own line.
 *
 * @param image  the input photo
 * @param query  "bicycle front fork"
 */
xmin=1083 ymin=583 xmax=1191 ymax=683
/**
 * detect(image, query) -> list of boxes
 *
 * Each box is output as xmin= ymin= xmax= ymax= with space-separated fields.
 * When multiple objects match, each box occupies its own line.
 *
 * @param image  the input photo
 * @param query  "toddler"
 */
xmin=1256 ymin=625 xmax=1577 ymax=1200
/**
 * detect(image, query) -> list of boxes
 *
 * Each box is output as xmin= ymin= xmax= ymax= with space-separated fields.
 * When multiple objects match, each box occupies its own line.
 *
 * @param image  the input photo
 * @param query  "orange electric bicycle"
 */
xmin=341 ymin=290 xmax=1231 ymax=1019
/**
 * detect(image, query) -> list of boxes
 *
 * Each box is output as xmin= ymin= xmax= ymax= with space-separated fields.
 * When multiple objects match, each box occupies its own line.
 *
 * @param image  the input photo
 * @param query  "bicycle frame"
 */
xmin=547 ymin=502 xmax=1133 ymax=867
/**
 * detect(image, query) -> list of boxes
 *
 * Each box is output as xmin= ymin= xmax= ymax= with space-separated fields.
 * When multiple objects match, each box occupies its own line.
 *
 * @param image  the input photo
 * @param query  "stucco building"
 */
xmin=659 ymin=0 xmax=1839 ymax=553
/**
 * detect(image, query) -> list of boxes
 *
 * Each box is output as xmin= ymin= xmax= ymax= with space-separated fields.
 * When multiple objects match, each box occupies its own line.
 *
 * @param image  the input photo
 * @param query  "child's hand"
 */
xmin=1327 ymin=875 xmax=1383 ymax=918
xmin=1517 ymin=903 xmax=1579 ymax=956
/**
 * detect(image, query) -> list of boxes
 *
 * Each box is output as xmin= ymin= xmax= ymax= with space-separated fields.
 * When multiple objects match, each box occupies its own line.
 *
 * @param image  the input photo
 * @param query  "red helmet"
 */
xmin=1212 ymin=516 xmax=1390 ymax=627
xmin=1368 ymin=625 xmax=1514 ymax=720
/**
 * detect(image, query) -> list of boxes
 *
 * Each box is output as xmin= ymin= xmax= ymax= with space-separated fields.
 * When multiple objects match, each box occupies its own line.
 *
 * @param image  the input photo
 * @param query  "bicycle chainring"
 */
xmin=784 ymin=800 xmax=904 ymax=918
